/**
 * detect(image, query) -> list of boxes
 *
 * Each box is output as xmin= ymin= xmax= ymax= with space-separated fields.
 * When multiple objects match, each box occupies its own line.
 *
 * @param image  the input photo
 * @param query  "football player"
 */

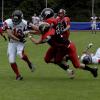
xmin=29 ymin=8 xmax=75 ymax=79
xmin=0 ymin=26 xmax=7 ymax=41
xmin=56 ymin=9 xmax=70 ymax=39
xmin=91 ymin=14 xmax=97 ymax=34
xmin=32 ymin=13 xmax=40 ymax=26
xmin=81 ymin=43 xmax=100 ymax=64
xmin=29 ymin=8 xmax=98 ymax=78
xmin=5 ymin=10 xmax=35 ymax=80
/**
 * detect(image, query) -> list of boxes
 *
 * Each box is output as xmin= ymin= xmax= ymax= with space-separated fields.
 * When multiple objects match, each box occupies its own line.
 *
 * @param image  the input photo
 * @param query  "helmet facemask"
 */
xmin=81 ymin=54 xmax=92 ymax=64
xmin=12 ymin=10 xmax=23 ymax=25
xmin=58 ymin=9 xmax=66 ymax=17
xmin=39 ymin=22 xmax=50 ymax=34
xmin=41 ymin=8 xmax=54 ymax=20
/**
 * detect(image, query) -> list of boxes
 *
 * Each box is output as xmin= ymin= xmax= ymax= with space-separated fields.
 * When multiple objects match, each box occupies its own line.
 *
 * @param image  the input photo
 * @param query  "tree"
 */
xmin=0 ymin=0 xmax=100 ymax=21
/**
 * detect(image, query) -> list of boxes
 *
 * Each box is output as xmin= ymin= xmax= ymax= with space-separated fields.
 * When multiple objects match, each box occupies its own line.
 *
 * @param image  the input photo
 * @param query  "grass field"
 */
xmin=0 ymin=31 xmax=100 ymax=100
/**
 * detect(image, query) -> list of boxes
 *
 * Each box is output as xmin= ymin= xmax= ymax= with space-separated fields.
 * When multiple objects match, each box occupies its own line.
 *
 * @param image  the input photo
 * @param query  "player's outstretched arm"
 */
xmin=27 ymin=22 xmax=41 ymax=35
xmin=29 ymin=35 xmax=41 ymax=44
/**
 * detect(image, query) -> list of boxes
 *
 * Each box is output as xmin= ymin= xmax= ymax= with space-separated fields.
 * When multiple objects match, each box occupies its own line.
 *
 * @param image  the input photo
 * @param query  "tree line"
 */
xmin=0 ymin=0 xmax=100 ymax=21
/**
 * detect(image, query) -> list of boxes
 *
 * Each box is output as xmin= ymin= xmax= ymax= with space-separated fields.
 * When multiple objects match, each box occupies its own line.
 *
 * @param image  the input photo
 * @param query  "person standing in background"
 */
xmin=32 ymin=13 xmax=40 ymax=26
xmin=91 ymin=14 xmax=97 ymax=34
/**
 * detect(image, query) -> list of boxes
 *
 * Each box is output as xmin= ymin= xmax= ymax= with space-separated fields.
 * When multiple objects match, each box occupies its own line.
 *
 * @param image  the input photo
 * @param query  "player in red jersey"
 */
xmin=29 ymin=8 xmax=98 ymax=78
xmin=0 ymin=26 xmax=7 ymax=41
xmin=0 ymin=27 xmax=2 ymax=32
xmin=29 ymin=8 xmax=75 ymax=78
xmin=56 ymin=9 xmax=70 ymax=40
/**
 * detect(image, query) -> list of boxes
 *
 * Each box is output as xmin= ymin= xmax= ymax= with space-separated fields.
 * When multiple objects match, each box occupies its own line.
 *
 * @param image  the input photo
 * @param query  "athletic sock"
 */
xmin=10 ymin=63 xmax=20 ymax=77
xmin=83 ymin=65 xmax=94 ymax=72
xmin=98 ymin=59 xmax=100 ymax=63
xmin=57 ymin=63 xmax=69 ymax=71
xmin=22 ymin=54 xmax=32 ymax=69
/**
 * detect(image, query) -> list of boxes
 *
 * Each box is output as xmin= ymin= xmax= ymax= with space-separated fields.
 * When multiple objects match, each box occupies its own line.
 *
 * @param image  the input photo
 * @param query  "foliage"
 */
xmin=0 ymin=0 xmax=100 ymax=21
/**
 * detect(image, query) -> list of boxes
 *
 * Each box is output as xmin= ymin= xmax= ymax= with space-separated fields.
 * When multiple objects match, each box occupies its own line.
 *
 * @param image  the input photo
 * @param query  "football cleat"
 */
xmin=16 ymin=75 xmax=23 ymax=80
xmin=67 ymin=69 xmax=75 ymax=79
xmin=29 ymin=63 xmax=35 ymax=72
xmin=91 ymin=67 xmax=98 ymax=77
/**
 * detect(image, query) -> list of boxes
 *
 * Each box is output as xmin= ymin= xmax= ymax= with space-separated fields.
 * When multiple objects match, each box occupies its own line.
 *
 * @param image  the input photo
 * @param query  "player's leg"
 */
xmin=22 ymin=51 xmax=35 ymax=72
xmin=92 ymin=24 xmax=96 ymax=34
xmin=7 ymin=43 xmax=23 ymax=80
xmin=68 ymin=42 xmax=98 ymax=77
xmin=44 ymin=47 xmax=56 ymax=63
xmin=91 ymin=24 xmax=95 ymax=34
xmin=54 ymin=48 xmax=69 ymax=70
xmin=54 ymin=48 xmax=75 ymax=79
xmin=91 ymin=24 xmax=93 ymax=34
xmin=57 ymin=60 xmax=75 ymax=79
xmin=17 ymin=43 xmax=35 ymax=72
xmin=44 ymin=47 xmax=75 ymax=78
xmin=44 ymin=47 xmax=68 ymax=70
xmin=94 ymin=24 xmax=96 ymax=34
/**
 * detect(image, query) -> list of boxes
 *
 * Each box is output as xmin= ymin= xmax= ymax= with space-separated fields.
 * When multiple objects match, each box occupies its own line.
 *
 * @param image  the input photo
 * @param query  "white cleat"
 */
xmin=67 ymin=69 xmax=75 ymax=79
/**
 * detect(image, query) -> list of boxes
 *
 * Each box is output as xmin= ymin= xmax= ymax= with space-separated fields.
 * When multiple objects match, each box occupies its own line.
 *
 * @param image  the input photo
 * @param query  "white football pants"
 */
xmin=7 ymin=42 xmax=25 ymax=63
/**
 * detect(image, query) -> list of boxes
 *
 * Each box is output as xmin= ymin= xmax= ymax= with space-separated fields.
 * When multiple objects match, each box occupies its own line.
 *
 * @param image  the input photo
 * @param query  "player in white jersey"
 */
xmin=81 ymin=43 xmax=100 ymax=64
xmin=32 ymin=13 xmax=40 ymax=26
xmin=5 ymin=10 xmax=35 ymax=80
xmin=91 ymin=15 xmax=97 ymax=34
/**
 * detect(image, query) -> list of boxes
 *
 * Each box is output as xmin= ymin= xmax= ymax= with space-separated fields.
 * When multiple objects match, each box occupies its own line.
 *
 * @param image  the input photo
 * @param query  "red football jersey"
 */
xmin=56 ymin=16 xmax=70 ymax=26
xmin=41 ymin=17 xmax=57 ymax=43
xmin=41 ymin=28 xmax=55 ymax=41
xmin=44 ymin=17 xmax=57 ymax=28
xmin=41 ymin=17 xmax=70 ymax=48
xmin=56 ymin=16 xmax=70 ymax=39
xmin=0 ymin=27 xmax=3 ymax=33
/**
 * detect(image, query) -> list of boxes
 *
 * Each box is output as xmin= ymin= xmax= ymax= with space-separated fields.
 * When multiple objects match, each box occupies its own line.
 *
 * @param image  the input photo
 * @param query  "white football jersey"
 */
xmin=5 ymin=18 xmax=28 ymax=41
xmin=92 ymin=48 xmax=100 ymax=64
xmin=91 ymin=16 xmax=97 ymax=24
xmin=5 ymin=18 xmax=27 ymax=31
xmin=91 ymin=16 xmax=97 ymax=20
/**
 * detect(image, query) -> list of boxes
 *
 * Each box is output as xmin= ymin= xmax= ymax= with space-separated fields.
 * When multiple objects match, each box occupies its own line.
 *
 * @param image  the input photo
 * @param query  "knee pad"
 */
xmin=17 ymin=51 xmax=23 ymax=58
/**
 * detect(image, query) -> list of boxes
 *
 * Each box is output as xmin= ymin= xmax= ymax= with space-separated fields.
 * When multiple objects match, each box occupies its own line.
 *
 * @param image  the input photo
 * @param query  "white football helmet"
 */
xmin=81 ymin=54 xmax=92 ymax=64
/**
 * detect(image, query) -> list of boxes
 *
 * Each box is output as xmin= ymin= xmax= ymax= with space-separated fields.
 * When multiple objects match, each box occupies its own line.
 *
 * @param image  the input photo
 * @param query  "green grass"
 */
xmin=0 ymin=31 xmax=100 ymax=100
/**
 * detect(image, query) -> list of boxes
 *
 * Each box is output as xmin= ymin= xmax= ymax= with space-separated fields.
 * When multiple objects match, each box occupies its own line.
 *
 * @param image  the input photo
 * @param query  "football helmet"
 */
xmin=58 ymin=9 xmax=66 ymax=15
xmin=41 ymin=8 xmax=54 ymax=19
xmin=81 ymin=54 xmax=92 ymax=64
xmin=39 ymin=22 xmax=50 ymax=34
xmin=12 ymin=10 xmax=23 ymax=25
